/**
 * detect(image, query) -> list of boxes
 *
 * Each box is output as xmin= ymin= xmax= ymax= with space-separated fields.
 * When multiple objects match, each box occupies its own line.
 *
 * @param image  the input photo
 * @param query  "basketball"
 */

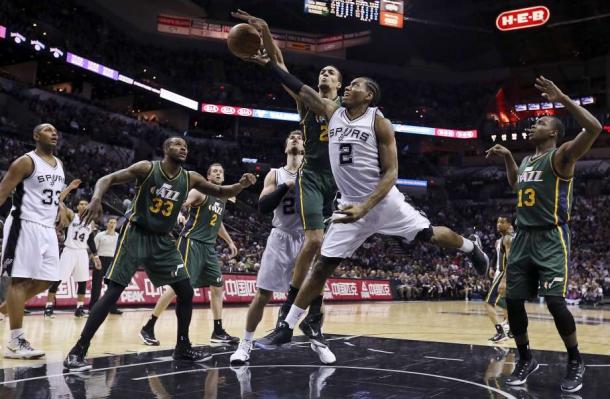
xmin=227 ymin=23 xmax=261 ymax=58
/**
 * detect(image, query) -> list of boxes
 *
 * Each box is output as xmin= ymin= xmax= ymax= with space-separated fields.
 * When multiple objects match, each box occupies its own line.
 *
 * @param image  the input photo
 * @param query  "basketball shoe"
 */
xmin=254 ymin=321 xmax=293 ymax=349
xmin=139 ymin=326 xmax=160 ymax=346
xmin=5 ymin=336 xmax=45 ymax=359
xmin=468 ymin=234 xmax=490 ymax=275
xmin=211 ymin=329 xmax=240 ymax=344
xmin=230 ymin=339 xmax=253 ymax=364
xmin=561 ymin=361 xmax=585 ymax=393
xmin=505 ymin=358 xmax=539 ymax=385
xmin=172 ymin=342 xmax=212 ymax=362
xmin=64 ymin=342 xmax=92 ymax=371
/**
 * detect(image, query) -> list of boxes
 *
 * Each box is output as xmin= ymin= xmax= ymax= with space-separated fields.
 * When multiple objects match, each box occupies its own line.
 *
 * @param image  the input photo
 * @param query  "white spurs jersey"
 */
xmin=11 ymin=151 xmax=65 ymax=228
xmin=272 ymin=167 xmax=303 ymax=233
xmin=328 ymin=107 xmax=383 ymax=199
xmin=64 ymin=214 xmax=93 ymax=250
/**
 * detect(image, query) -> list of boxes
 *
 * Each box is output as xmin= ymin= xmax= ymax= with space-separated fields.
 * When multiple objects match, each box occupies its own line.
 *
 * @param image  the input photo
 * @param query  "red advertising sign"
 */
xmin=380 ymin=0 xmax=404 ymax=29
xmin=496 ymin=6 xmax=550 ymax=31
xmin=201 ymin=103 xmax=253 ymax=117
xmin=434 ymin=128 xmax=478 ymax=139
xmin=26 ymin=273 xmax=392 ymax=308
xmin=157 ymin=15 xmax=191 ymax=35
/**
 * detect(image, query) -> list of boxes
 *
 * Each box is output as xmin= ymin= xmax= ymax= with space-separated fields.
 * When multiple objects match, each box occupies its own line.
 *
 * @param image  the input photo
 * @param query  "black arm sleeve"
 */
xmin=265 ymin=61 xmax=304 ymax=94
xmin=258 ymin=184 xmax=289 ymax=214
xmin=87 ymin=233 xmax=97 ymax=255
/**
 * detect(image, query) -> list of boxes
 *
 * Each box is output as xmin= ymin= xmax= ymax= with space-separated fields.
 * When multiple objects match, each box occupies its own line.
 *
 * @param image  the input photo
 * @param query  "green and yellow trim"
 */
xmin=107 ymin=222 xmax=131 ymax=279
xmin=297 ymin=172 xmax=307 ymax=229
xmin=556 ymin=226 xmax=570 ymax=297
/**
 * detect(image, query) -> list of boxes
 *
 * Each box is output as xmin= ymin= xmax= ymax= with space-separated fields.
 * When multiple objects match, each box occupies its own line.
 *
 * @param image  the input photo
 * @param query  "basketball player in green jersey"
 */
xmin=63 ymin=137 xmax=256 ymax=371
xmin=487 ymin=76 xmax=602 ymax=392
xmin=485 ymin=217 xmax=512 ymax=343
xmin=140 ymin=162 xmax=240 ymax=346
xmin=232 ymin=9 xmax=340 ymax=348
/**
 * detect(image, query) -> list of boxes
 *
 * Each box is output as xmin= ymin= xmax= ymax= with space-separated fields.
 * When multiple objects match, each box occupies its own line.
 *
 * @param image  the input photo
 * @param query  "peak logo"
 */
xmin=496 ymin=6 xmax=550 ymax=31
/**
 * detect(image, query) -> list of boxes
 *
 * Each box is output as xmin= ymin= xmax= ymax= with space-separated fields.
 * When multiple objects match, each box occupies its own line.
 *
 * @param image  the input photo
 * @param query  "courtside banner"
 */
xmin=28 ymin=273 xmax=392 ymax=307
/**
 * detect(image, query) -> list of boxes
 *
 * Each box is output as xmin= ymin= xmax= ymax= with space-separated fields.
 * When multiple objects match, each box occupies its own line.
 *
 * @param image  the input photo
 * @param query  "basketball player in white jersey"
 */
xmin=0 ymin=123 xmax=66 ymax=358
xmin=230 ymin=131 xmax=335 ymax=364
xmin=255 ymin=61 xmax=490 ymax=348
xmin=44 ymin=199 xmax=101 ymax=318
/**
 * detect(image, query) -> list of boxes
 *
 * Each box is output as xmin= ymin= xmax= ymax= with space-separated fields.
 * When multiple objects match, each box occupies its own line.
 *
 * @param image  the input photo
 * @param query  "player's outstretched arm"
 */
xmin=535 ymin=76 xmax=603 ymax=175
xmin=485 ymin=144 xmax=518 ymax=191
xmin=58 ymin=178 xmax=81 ymax=223
xmin=264 ymin=61 xmax=338 ymax=120
xmin=82 ymin=160 xmax=153 ymax=225
xmin=189 ymin=171 xmax=257 ymax=199
xmin=335 ymin=116 xmax=398 ymax=224
xmin=0 ymin=155 xmax=33 ymax=207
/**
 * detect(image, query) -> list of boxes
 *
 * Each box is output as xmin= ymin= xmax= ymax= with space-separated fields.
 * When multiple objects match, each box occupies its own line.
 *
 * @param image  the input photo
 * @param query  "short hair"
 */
xmin=163 ymin=136 xmax=186 ymax=151
xmin=548 ymin=117 xmax=565 ymax=140
xmin=285 ymin=130 xmax=302 ymax=147
xmin=33 ymin=123 xmax=54 ymax=136
xmin=497 ymin=216 xmax=512 ymax=224
xmin=325 ymin=65 xmax=343 ymax=83
xmin=360 ymin=77 xmax=381 ymax=106
xmin=207 ymin=162 xmax=223 ymax=176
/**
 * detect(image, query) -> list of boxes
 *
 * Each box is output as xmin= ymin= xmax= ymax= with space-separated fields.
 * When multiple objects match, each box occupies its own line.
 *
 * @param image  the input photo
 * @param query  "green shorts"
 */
xmin=106 ymin=223 xmax=189 ymax=287
xmin=295 ymin=167 xmax=337 ymax=230
xmin=506 ymin=225 xmax=571 ymax=299
xmin=177 ymin=237 xmax=222 ymax=288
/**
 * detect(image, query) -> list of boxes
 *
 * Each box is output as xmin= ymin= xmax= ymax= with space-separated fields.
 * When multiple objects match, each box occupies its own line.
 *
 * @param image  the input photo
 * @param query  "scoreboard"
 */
xmin=304 ymin=0 xmax=404 ymax=28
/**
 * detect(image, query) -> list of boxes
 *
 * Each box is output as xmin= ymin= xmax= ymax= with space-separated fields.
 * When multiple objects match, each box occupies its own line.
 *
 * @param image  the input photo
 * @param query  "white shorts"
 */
xmin=1 ymin=216 xmax=60 ymax=281
xmin=59 ymin=247 xmax=90 ymax=282
xmin=257 ymin=228 xmax=304 ymax=292
xmin=321 ymin=188 xmax=430 ymax=259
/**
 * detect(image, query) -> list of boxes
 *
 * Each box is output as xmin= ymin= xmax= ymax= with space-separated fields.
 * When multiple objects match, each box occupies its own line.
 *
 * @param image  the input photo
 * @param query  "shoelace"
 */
xmin=17 ymin=338 xmax=34 ymax=351
xmin=512 ymin=361 xmax=530 ymax=378
xmin=565 ymin=363 xmax=583 ymax=381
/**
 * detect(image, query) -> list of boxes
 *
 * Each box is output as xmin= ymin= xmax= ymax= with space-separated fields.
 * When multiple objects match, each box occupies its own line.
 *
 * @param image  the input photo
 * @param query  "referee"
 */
xmin=91 ymin=217 xmax=122 ymax=314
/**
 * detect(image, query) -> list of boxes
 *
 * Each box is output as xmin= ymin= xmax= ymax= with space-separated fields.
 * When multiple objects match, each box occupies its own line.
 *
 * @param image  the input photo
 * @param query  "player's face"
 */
xmin=496 ymin=218 xmax=510 ymax=234
xmin=107 ymin=219 xmax=117 ymax=231
xmin=285 ymin=133 xmax=304 ymax=154
xmin=342 ymin=78 xmax=372 ymax=107
xmin=77 ymin=200 xmax=88 ymax=214
xmin=527 ymin=117 xmax=556 ymax=143
xmin=34 ymin=124 xmax=59 ymax=148
xmin=318 ymin=66 xmax=341 ymax=92
xmin=166 ymin=138 xmax=188 ymax=163
xmin=207 ymin=166 xmax=224 ymax=184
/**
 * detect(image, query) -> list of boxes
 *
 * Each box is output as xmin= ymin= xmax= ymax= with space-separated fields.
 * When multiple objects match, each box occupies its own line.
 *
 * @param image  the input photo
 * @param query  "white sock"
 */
xmin=284 ymin=305 xmax=306 ymax=329
xmin=10 ymin=328 xmax=24 ymax=341
xmin=459 ymin=237 xmax=474 ymax=253
xmin=45 ymin=302 xmax=53 ymax=308
xmin=77 ymin=301 xmax=84 ymax=308
xmin=244 ymin=330 xmax=254 ymax=341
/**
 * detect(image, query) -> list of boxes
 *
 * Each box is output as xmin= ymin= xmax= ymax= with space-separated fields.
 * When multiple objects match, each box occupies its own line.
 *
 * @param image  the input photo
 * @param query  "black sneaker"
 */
xmin=561 ymin=361 xmax=585 ymax=393
xmin=505 ymin=358 xmax=539 ymax=386
xmin=74 ymin=306 xmax=88 ymax=318
xmin=490 ymin=324 xmax=508 ymax=343
xmin=211 ymin=329 xmax=240 ymax=344
xmin=109 ymin=308 xmax=123 ymax=315
xmin=63 ymin=344 xmax=92 ymax=372
xmin=299 ymin=313 xmax=327 ymax=346
xmin=44 ymin=306 xmax=55 ymax=319
xmin=276 ymin=303 xmax=291 ymax=328
xmin=254 ymin=321 xmax=293 ymax=350
xmin=139 ymin=327 xmax=160 ymax=346
xmin=468 ymin=234 xmax=489 ymax=275
xmin=172 ymin=343 xmax=212 ymax=362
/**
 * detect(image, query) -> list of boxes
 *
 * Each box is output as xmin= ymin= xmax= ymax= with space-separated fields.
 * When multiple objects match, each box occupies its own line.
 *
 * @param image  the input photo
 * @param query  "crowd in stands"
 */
xmin=1 ymin=0 xmax=496 ymax=128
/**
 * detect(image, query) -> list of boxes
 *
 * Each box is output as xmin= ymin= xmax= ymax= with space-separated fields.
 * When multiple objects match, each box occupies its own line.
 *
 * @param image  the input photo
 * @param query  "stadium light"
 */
xmin=30 ymin=40 xmax=45 ymax=51
xmin=50 ymin=47 xmax=64 ymax=58
xmin=10 ymin=32 xmax=25 ymax=44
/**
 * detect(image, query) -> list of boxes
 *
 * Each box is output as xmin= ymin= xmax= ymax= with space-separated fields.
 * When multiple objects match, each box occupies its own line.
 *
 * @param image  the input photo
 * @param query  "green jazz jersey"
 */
xmin=515 ymin=149 xmax=573 ymax=228
xmin=180 ymin=195 xmax=226 ymax=244
xmin=126 ymin=161 xmax=189 ymax=234
xmin=300 ymin=96 xmax=342 ymax=173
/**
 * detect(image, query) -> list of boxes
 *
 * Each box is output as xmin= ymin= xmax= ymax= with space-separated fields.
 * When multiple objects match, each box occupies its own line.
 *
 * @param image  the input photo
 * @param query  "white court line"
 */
xmin=424 ymin=356 xmax=464 ymax=362
xmin=582 ymin=364 xmax=610 ymax=367
xmin=344 ymin=342 xmax=356 ymax=347
xmin=130 ymin=364 xmax=517 ymax=399
xmin=367 ymin=348 xmax=395 ymax=354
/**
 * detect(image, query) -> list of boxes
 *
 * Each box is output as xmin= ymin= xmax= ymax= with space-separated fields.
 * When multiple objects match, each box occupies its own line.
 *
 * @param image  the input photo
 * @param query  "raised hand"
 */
xmin=485 ymin=144 xmax=511 ymax=159
xmin=239 ymin=173 xmax=258 ymax=188
xmin=241 ymin=48 xmax=270 ymax=66
xmin=81 ymin=199 xmax=102 ymax=226
xmin=67 ymin=179 xmax=82 ymax=191
xmin=535 ymin=76 xmax=567 ymax=103
xmin=231 ymin=9 xmax=268 ymax=32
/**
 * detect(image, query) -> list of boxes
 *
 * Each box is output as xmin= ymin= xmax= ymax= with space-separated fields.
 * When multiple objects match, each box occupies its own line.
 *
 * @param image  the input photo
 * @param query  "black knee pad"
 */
xmin=506 ymin=298 xmax=528 ymax=337
xmin=48 ymin=281 xmax=61 ymax=293
xmin=415 ymin=226 xmax=433 ymax=242
xmin=545 ymin=296 xmax=576 ymax=337
xmin=77 ymin=281 xmax=87 ymax=295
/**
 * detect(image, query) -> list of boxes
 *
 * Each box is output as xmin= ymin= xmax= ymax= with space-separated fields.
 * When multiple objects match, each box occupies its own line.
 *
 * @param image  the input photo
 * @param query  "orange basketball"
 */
xmin=227 ymin=23 xmax=261 ymax=58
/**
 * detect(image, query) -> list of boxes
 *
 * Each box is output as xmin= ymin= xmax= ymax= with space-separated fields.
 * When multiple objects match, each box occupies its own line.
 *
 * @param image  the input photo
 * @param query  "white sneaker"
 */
xmin=4 ymin=337 xmax=45 ymax=359
xmin=310 ymin=342 xmax=336 ymax=365
xmin=230 ymin=339 xmax=252 ymax=364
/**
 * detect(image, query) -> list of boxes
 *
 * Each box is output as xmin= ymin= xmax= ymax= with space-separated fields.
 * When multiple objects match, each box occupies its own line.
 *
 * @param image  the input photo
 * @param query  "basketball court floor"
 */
xmin=0 ymin=301 xmax=608 ymax=398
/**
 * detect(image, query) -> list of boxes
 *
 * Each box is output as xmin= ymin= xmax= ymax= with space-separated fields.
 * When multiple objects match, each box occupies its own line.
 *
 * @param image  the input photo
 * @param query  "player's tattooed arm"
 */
xmin=189 ymin=171 xmax=257 ymax=199
xmin=535 ymin=76 xmax=603 ymax=176
xmin=0 ymin=155 xmax=33 ymax=207
xmin=485 ymin=144 xmax=518 ymax=191
xmin=335 ymin=116 xmax=397 ymax=224
xmin=82 ymin=161 xmax=153 ymax=225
